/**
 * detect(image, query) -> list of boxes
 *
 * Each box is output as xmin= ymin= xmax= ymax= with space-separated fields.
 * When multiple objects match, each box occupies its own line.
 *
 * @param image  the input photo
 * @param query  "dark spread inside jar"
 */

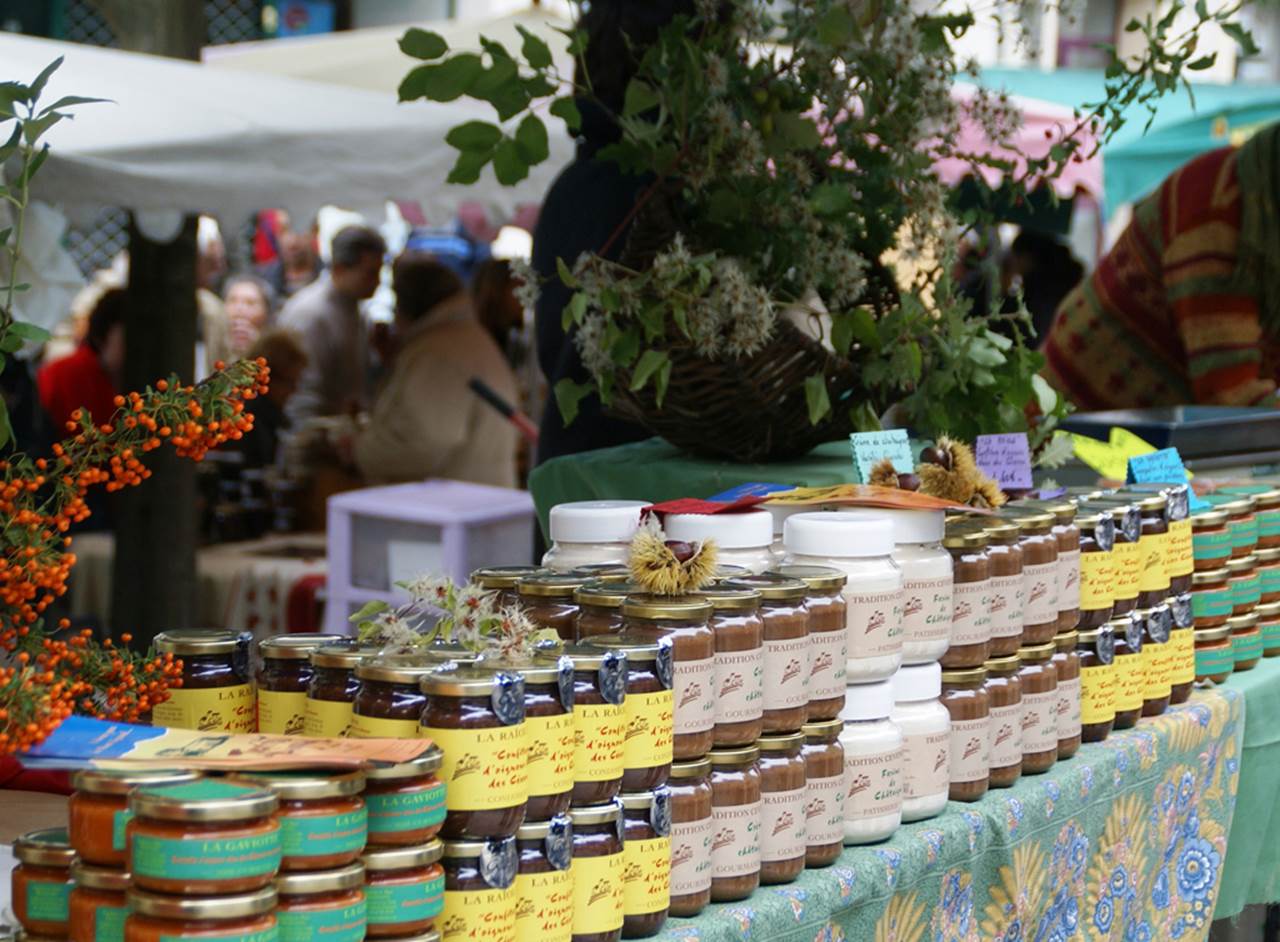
xmin=515 ymin=816 xmax=573 ymax=941
xmin=1132 ymin=495 xmax=1172 ymax=609
xmin=585 ymin=634 xmax=674 ymax=793
xmin=1002 ymin=512 xmax=1059 ymax=645
xmin=1052 ymin=631 xmax=1082 ymax=758
xmin=708 ymin=746 xmax=762 ymax=901
xmin=1110 ymin=612 xmax=1144 ymax=729
xmin=1076 ymin=511 xmax=1116 ymax=631
xmin=621 ymin=789 xmax=672 ymax=938
xmin=1078 ymin=625 xmax=1116 ymax=743
xmin=941 ymin=530 xmax=992 ymax=669
xmin=473 ymin=565 xmax=545 ymax=611
xmin=305 ymin=643 xmax=379 ymax=738
xmin=363 ymin=749 xmax=446 ymax=847
xmin=518 ymin=574 xmax=588 ymax=641
xmin=722 ymin=575 xmax=811 ymax=735
xmin=441 ymin=837 xmax=517 ymax=941
xmin=1017 ymin=643 xmax=1058 ymax=775
xmin=1085 ymin=503 xmax=1141 ymax=617
xmin=544 ymin=644 xmax=627 ymax=805
xmin=498 ymin=658 xmax=575 ymax=822
xmin=362 ymin=841 xmax=444 ymax=938
xmin=574 ymin=582 xmax=627 ymax=642
xmin=1194 ymin=624 xmax=1234 ymax=683
xmin=983 ymin=656 xmax=1022 ymax=789
xmin=569 ymin=803 xmax=625 ymax=941
xmin=980 ymin=521 xmax=1025 ymax=656
xmin=940 ymin=667 xmax=989 ymax=802
xmin=256 ymin=634 xmax=344 ymax=736
xmin=351 ymin=661 xmax=435 ymax=740
xmin=1138 ymin=605 xmax=1172 ymax=718
xmin=776 ymin=565 xmax=850 ymax=721
xmin=800 ymin=719 xmax=844 ymax=869
xmin=696 ymin=585 xmax=765 ymax=747
xmin=667 ymin=758 xmax=713 ymax=918
xmin=152 ymin=629 xmax=255 ymax=733
xmin=756 ymin=733 xmax=807 ymax=886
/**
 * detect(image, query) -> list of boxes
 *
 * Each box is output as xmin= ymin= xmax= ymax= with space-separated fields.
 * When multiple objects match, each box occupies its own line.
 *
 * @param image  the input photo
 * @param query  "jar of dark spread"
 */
xmin=1017 ymin=644 xmax=1058 ymax=775
xmin=1219 ymin=485 xmax=1280 ymax=549
xmin=231 ymin=769 xmax=366 ymax=872
xmin=941 ymin=529 xmax=992 ymax=668
xmin=352 ymin=661 xmax=436 ymax=739
xmin=1192 ymin=509 xmax=1233 ymax=571
xmin=983 ymin=655 xmax=1022 ymax=789
xmin=305 ymin=642 xmax=377 ymax=738
xmin=501 ymin=658 xmax=575 ymax=822
xmin=473 ymin=565 xmax=545 ymax=610
xmin=440 ymin=837 xmax=517 ymax=942
xmin=1085 ymin=503 xmax=1141 ymax=616
xmin=620 ymin=789 xmax=671 ymax=938
xmin=1229 ymin=612 xmax=1263 ymax=672
xmin=1076 ymin=511 xmax=1116 ymax=631
xmin=940 ymin=667 xmax=989 ymax=802
xmin=1168 ymin=595 xmax=1195 ymax=705
xmin=722 ymin=574 xmax=811 ymax=735
xmin=1077 ymin=625 xmax=1116 ymax=743
xmin=152 ymin=630 xmax=255 ymax=733
xmin=1043 ymin=501 xmax=1082 ymax=632
xmin=695 ymin=585 xmax=764 ymax=748
xmin=124 ymin=886 xmax=277 ymax=942
xmin=755 ymin=732 xmax=806 ymax=885
xmin=776 ymin=565 xmax=849 ymax=721
xmin=1227 ymin=555 xmax=1262 ymax=616
xmin=1139 ymin=605 xmax=1173 ymax=718
xmin=420 ymin=668 xmax=528 ymax=840
xmin=1002 ymin=511 xmax=1059 ymax=645
xmin=1203 ymin=494 xmax=1259 ymax=559
xmin=256 ymin=634 xmax=345 ymax=736
xmin=1052 ymin=632 xmax=1082 ymax=759
xmin=574 ymin=582 xmax=627 ymax=642
xmin=569 ymin=803 xmax=625 ymax=942
xmin=1159 ymin=485 xmax=1195 ymax=594
xmin=1110 ymin=612 xmax=1144 ymax=730
xmin=546 ymin=644 xmax=627 ymax=805
xmin=1255 ymin=547 xmax=1280 ymax=603
xmin=585 ymin=635 xmax=674 ymax=793
xmin=800 ymin=719 xmax=844 ymax=869
xmin=519 ymin=574 xmax=588 ymax=641
xmin=623 ymin=595 xmax=716 ymax=758
xmin=1259 ymin=599 xmax=1280 ymax=657
xmin=1194 ymin=625 xmax=1234 ymax=683
xmin=667 ymin=758 xmax=713 ymax=917
xmin=275 ymin=862 xmax=367 ymax=942
xmin=364 ymin=750 xmax=446 ymax=847
xmin=1129 ymin=495 xmax=1172 ymax=609
xmin=1191 ymin=568 xmax=1233 ymax=629
xmin=515 ymin=816 xmax=572 ymax=942
xmin=362 ymin=842 xmax=444 ymax=939
xmin=708 ymin=746 xmax=762 ymax=901
xmin=981 ymin=520 xmax=1025 ymax=657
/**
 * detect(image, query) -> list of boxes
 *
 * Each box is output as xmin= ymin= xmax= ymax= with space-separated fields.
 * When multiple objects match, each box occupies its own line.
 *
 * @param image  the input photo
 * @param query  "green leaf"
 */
xmin=0 ymin=400 xmax=11 ymax=450
xmin=629 ymin=349 xmax=670 ymax=393
xmin=1195 ymin=0 xmax=1209 ymax=18
xmin=848 ymin=309 xmax=879 ymax=350
xmin=671 ymin=301 xmax=689 ymax=337
xmin=516 ymin=24 xmax=554 ymax=69
xmin=38 ymin=94 xmax=107 ymax=115
xmin=556 ymin=256 xmax=578 ymax=289
xmin=0 ymin=227 xmax=9 ymax=247
xmin=445 ymin=120 xmax=503 ymax=152
xmin=491 ymin=138 xmax=530 ymax=185
xmin=611 ymin=326 xmax=641 ymax=367
xmin=967 ymin=337 xmax=1006 ymax=368
xmin=654 ymin=357 xmax=672 ymax=407
xmin=8 ymin=322 xmax=49 ymax=342
xmin=1221 ymin=22 xmax=1260 ymax=57
xmin=849 ymin=401 xmax=882 ymax=433
xmin=514 ymin=114 xmax=549 ymax=163
xmin=804 ymin=374 xmax=832 ymax=424
xmin=817 ymin=6 xmax=855 ymax=46
xmin=772 ymin=112 xmax=821 ymax=149
xmin=550 ymin=96 xmax=582 ymax=132
xmin=1186 ymin=54 xmax=1217 ymax=71
xmin=562 ymin=291 xmax=589 ymax=330
xmin=0 ymin=82 xmax=29 ymax=117
xmin=19 ymin=144 xmax=48 ymax=187
xmin=906 ymin=342 xmax=923 ymax=381
xmin=446 ymin=149 xmax=490 ymax=185
xmin=554 ymin=378 xmax=593 ymax=426
xmin=636 ymin=300 xmax=665 ymax=341
xmin=810 ymin=182 xmax=855 ymax=216
xmin=983 ymin=329 xmax=1013 ymax=351
xmin=399 ymin=28 xmax=448 ymax=60
xmin=398 ymin=54 xmax=483 ymax=103
xmin=1031 ymin=373 xmax=1060 ymax=416
xmin=523 ymin=75 xmax=558 ymax=98
xmin=348 ymin=599 xmax=390 ymax=623
xmin=22 ymin=112 xmax=61 ymax=145
xmin=623 ymin=79 xmax=660 ymax=117
xmin=0 ymin=334 xmax=23 ymax=353
xmin=27 ymin=57 xmax=62 ymax=103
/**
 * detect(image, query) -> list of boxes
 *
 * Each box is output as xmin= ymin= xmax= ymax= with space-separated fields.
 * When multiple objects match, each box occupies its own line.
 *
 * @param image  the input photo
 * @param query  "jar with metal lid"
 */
xmin=542 ymin=499 xmax=647 ymax=572
xmin=304 ymin=642 xmax=375 ymax=738
xmin=123 ymin=886 xmax=277 ymax=942
xmin=500 ymin=657 xmax=576 ymax=822
xmin=1131 ymin=485 xmax=1194 ymax=593
xmin=351 ymin=661 xmax=435 ymax=739
xmin=152 ymin=629 xmax=254 ymax=732
xmin=1002 ymin=510 xmax=1060 ymax=645
xmin=708 ymin=745 xmax=762 ymax=901
xmin=890 ymin=663 xmax=950 ymax=822
xmin=275 ymin=862 xmax=367 ymax=942
xmin=70 ymin=768 xmax=199 ymax=868
xmin=1218 ymin=485 xmax=1280 ymax=549
xmin=1077 ymin=511 xmax=1116 ymax=631
xmin=69 ymin=862 xmax=129 ymax=942
xmin=12 ymin=828 xmax=74 ymax=937
xmin=127 ymin=780 xmax=280 ymax=896
xmin=1191 ymin=568 xmax=1233 ymax=629
xmin=1192 ymin=509 xmax=1233 ymax=571
xmin=1111 ymin=612 xmax=1144 ymax=730
xmin=755 ymin=732 xmax=807 ymax=884
xmin=1128 ymin=495 xmax=1172 ymax=609
xmin=519 ymin=573 xmax=589 ymax=641
xmin=586 ymin=635 xmax=674 ymax=792
xmin=1043 ymin=501 xmax=1082 ymax=631
xmin=696 ymin=584 xmax=764 ymax=747
xmin=979 ymin=520 xmax=1025 ymax=657
xmin=1194 ymin=625 xmax=1235 ymax=683
xmin=575 ymin=582 xmax=627 ymax=642
xmin=364 ymin=749 xmax=446 ymax=846
xmin=569 ymin=803 xmax=626 ymax=942
xmin=1086 ymin=503 xmax=1142 ymax=616
xmin=1227 ymin=555 xmax=1262 ymax=616
xmin=1017 ymin=644 xmax=1059 ymax=774
xmin=838 ymin=679 xmax=905 ymax=843
xmin=255 ymin=633 xmax=345 ymax=735
xmin=983 ymin=655 xmax=1022 ymax=789
xmin=941 ymin=529 xmax=992 ymax=668
xmin=1260 ymin=599 xmax=1280 ymax=657
xmin=473 ymin=565 xmax=546 ymax=610
xmin=620 ymin=789 xmax=672 ymax=937
xmin=515 ymin=816 xmax=573 ymax=942
xmin=721 ymin=574 xmax=811 ymax=734
xmin=1230 ymin=612 xmax=1263 ymax=671
xmin=1168 ymin=595 xmax=1195 ymax=704
xmin=776 ymin=565 xmax=850 ymax=721
xmin=1138 ymin=605 xmax=1173 ymax=717
xmin=1203 ymin=493 xmax=1259 ymax=558
xmin=799 ymin=719 xmax=844 ymax=868
xmin=622 ymin=594 xmax=715 ymax=757
xmin=1077 ymin=625 xmax=1116 ymax=743
xmin=782 ymin=513 xmax=905 ymax=682
xmin=666 ymin=510 xmax=777 ymax=574
xmin=1255 ymin=547 xmax=1280 ymax=603
xmin=940 ymin=667 xmax=989 ymax=802
xmin=440 ymin=837 xmax=517 ymax=941
xmin=230 ymin=770 xmax=366 ymax=872
xmin=667 ymin=758 xmax=713 ymax=917
xmin=363 ymin=842 xmax=444 ymax=938
xmin=419 ymin=668 xmax=528 ymax=839
xmin=545 ymin=644 xmax=627 ymax=806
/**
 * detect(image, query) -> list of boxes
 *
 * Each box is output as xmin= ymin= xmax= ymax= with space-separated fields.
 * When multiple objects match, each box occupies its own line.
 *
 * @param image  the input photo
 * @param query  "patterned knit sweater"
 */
xmin=1042 ymin=145 xmax=1280 ymax=410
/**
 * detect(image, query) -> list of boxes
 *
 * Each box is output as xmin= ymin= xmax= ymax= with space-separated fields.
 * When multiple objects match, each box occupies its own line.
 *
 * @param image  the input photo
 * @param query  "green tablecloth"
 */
xmin=661 ymin=687 xmax=1243 ymax=942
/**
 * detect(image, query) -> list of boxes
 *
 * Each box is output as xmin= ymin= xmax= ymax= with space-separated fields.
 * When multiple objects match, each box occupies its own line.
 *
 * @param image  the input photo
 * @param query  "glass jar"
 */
xmin=519 ymin=574 xmax=589 ymax=641
xmin=472 ymin=565 xmax=546 ymax=610
xmin=275 ymin=863 xmax=367 ymax=942
xmin=541 ymin=499 xmax=648 ymax=571
xmin=1110 ymin=612 xmax=1144 ymax=730
xmin=981 ymin=520 xmax=1025 ymax=657
xmin=1052 ymin=633 xmax=1082 ymax=759
xmin=304 ymin=643 xmax=375 ymax=738
xmin=440 ymin=837 xmax=517 ymax=941
xmin=1259 ymin=599 xmax=1280 ymax=657
xmin=69 ymin=862 xmax=129 ymax=942
xmin=1255 ymin=547 xmax=1280 ymax=604
xmin=514 ymin=816 xmax=573 ymax=942
xmin=1002 ymin=511 xmax=1060 ymax=645
xmin=585 ymin=635 xmax=674 ymax=792
xmin=351 ymin=661 xmax=435 ymax=739
xmin=419 ymin=668 xmax=528 ymax=840
xmin=983 ymin=655 xmax=1022 ymax=789
xmin=776 ymin=565 xmax=850 ymax=721
xmin=255 ymin=633 xmax=345 ymax=735
xmin=1017 ymin=644 xmax=1059 ymax=774
xmin=941 ymin=529 xmax=992 ymax=668
xmin=800 ymin=719 xmax=844 ymax=868
xmin=1077 ymin=625 xmax=1117 ymax=743
xmin=151 ymin=629 xmax=254 ymax=733
xmin=756 ymin=732 xmax=807 ymax=884
xmin=123 ymin=886 xmax=277 ymax=942
xmin=1154 ymin=485 xmax=1194 ymax=593
xmin=1192 ymin=509 xmax=1233 ymax=572
xmin=12 ymin=828 xmax=74 ymax=937
xmin=696 ymin=585 xmax=764 ymax=747
xmin=622 ymin=594 xmax=716 ymax=757
xmin=230 ymin=770 xmax=366 ymax=872
xmin=1194 ymin=625 xmax=1235 ymax=683
xmin=1044 ymin=501 xmax=1082 ymax=632
xmin=940 ymin=667 xmax=989 ymax=802
xmin=1169 ymin=596 xmax=1195 ymax=705
xmin=667 ymin=758 xmax=713 ymax=917
xmin=620 ymin=789 xmax=671 ymax=938
xmin=70 ymin=768 xmax=198 ymax=868
xmin=574 ymin=582 xmax=627 ymax=642
xmin=721 ymin=574 xmax=810 ymax=734
xmin=1202 ymin=494 xmax=1258 ymax=559
xmin=363 ymin=842 xmax=444 ymax=938
xmin=1219 ymin=485 xmax=1280 ymax=549
xmin=569 ymin=803 xmax=625 ymax=942
xmin=665 ymin=510 xmax=776 ymax=574
xmin=1230 ymin=612 xmax=1263 ymax=672
xmin=890 ymin=662 xmax=950 ymax=822
xmin=1086 ymin=503 xmax=1141 ymax=616
xmin=548 ymin=644 xmax=627 ymax=806
xmin=363 ymin=749 xmax=446 ymax=847
xmin=503 ymin=658 xmax=575 ymax=822
xmin=838 ymin=679 xmax=904 ymax=844
xmin=1077 ymin=511 xmax=1117 ymax=631
xmin=782 ymin=512 xmax=905 ymax=682
xmin=1227 ymin=555 xmax=1262 ymax=616
xmin=708 ymin=746 xmax=762 ymax=901
xmin=1130 ymin=495 xmax=1172 ymax=609
xmin=1191 ymin=568 xmax=1233 ymax=629
xmin=1139 ymin=605 xmax=1173 ymax=718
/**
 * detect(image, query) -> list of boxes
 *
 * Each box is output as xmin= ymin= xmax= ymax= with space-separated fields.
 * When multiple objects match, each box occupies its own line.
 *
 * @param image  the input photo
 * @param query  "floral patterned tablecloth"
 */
xmin=663 ymin=687 xmax=1242 ymax=942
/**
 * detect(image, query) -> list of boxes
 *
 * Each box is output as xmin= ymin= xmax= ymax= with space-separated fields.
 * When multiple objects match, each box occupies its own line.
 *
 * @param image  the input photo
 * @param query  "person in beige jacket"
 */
xmin=354 ymin=253 xmax=520 ymax=489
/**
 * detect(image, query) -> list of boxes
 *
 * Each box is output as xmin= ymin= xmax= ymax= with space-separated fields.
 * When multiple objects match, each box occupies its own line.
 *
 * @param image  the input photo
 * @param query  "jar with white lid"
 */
xmin=889 ymin=663 xmax=950 ymax=822
xmin=764 ymin=503 xmax=815 ymax=558
xmin=665 ymin=510 xmax=776 ymax=574
xmin=784 ymin=513 xmax=904 ymax=682
xmin=839 ymin=508 xmax=952 ymax=664
xmin=837 ymin=680 xmax=904 ymax=845
xmin=541 ymin=500 xmax=649 ymax=571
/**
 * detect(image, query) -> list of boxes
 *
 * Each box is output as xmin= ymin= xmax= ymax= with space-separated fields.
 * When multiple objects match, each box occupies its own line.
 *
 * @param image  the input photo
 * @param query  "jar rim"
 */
xmin=13 ymin=827 xmax=74 ymax=867
xmin=669 ymin=757 xmax=712 ymax=779
xmin=471 ymin=565 xmax=544 ymax=589
xmin=356 ymin=660 xmax=443 ymax=684
xmin=1225 ymin=555 xmax=1259 ymax=574
xmin=995 ymin=508 xmax=1055 ymax=532
xmin=1191 ymin=509 xmax=1230 ymax=527
xmin=942 ymin=530 xmax=989 ymax=549
xmin=516 ymin=816 xmax=568 ymax=840
xmin=621 ymin=593 xmax=716 ymax=618
xmin=276 ymin=861 xmax=365 ymax=895
xmin=1077 ymin=625 xmax=1114 ymax=643
xmin=154 ymin=628 xmax=240 ymax=655
xmin=983 ymin=654 xmax=1021 ymax=672
xmin=719 ymin=574 xmax=807 ymax=601
xmin=539 ymin=642 xmax=620 ymax=671
xmin=130 ymin=780 xmax=278 ymax=823
xmin=128 ymin=886 xmax=276 ymax=920
xmin=940 ymin=667 xmax=987 ymax=684
xmin=1217 ymin=485 xmax=1280 ymax=507
xmin=517 ymin=573 xmax=588 ymax=597
xmin=364 ymin=747 xmax=443 ymax=780
xmin=619 ymin=789 xmax=665 ymax=810
xmin=442 ymin=836 xmax=516 ymax=858
xmin=801 ymin=718 xmax=843 ymax=739
xmin=709 ymin=745 xmax=760 ymax=768
xmin=72 ymin=767 xmax=199 ymax=797
xmin=1257 ymin=599 xmax=1280 ymax=619
xmin=259 ymin=633 xmax=346 ymax=660
xmin=419 ymin=667 xmax=523 ymax=696
xmin=310 ymin=642 xmax=382 ymax=669
xmin=1191 ymin=568 xmax=1230 ymax=584
xmin=363 ymin=840 xmax=443 ymax=870
xmin=1228 ymin=612 xmax=1260 ymax=630
xmin=1256 ymin=547 xmax=1280 ymax=563
xmin=771 ymin=565 xmax=848 ymax=590
xmin=1204 ymin=494 xmax=1257 ymax=514
xmin=1195 ymin=625 xmax=1232 ymax=642
xmin=757 ymin=732 xmax=805 ymax=752
xmin=692 ymin=585 xmax=761 ymax=610
xmin=1018 ymin=642 xmax=1056 ymax=662
xmin=573 ymin=582 xmax=630 ymax=607
xmin=1054 ymin=630 xmax=1080 ymax=649
xmin=485 ymin=658 xmax=567 ymax=685
xmin=583 ymin=634 xmax=662 ymax=663
xmin=229 ymin=769 xmax=365 ymax=802
xmin=568 ymin=802 xmax=623 ymax=825
xmin=71 ymin=861 xmax=131 ymax=891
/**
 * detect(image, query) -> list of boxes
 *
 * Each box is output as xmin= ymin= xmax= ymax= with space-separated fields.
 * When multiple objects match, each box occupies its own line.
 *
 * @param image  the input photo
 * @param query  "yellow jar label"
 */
xmin=441 ymin=886 xmax=515 ymax=941
xmin=525 ymin=711 xmax=575 ymax=799
xmin=624 ymin=836 xmax=671 ymax=917
xmin=426 ymin=723 xmax=528 ymax=810
xmin=1141 ymin=639 xmax=1172 ymax=700
xmin=1171 ymin=628 xmax=1195 ymax=685
xmin=256 ymin=689 xmax=308 ymax=736
xmin=514 ymin=868 xmax=572 ymax=942
xmin=574 ymin=702 xmax=625 ymax=782
xmin=304 ymin=697 xmax=355 ymax=738
xmin=1116 ymin=653 xmax=1144 ymax=711
xmin=1079 ymin=551 xmax=1115 ymax=611
xmin=348 ymin=713 xmax=422 ymax=740
xmin=623 ymin=689 xmax=674 ymax=773
xmin=153 ymin=684 xmax=255 ymax=733
xmin=1080 ymin=664 xmax=1116 ymax=724
xmin=1112 ymin=540 xmax=1142 ymax=601
xmin=1138 ymin=532 xmax=1171 ymax=593
xmin=571 ymin=852 xmax=624 ymax=934
xmin=1169 ymin=519 xmax=1194 ymax=577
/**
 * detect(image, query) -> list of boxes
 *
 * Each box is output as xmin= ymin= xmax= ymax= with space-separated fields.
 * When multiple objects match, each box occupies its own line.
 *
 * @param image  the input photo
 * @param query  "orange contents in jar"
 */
xmin=276 ymin=863 xmax=368 ymax=942
xmin=12 ymin=827 xmax=75 ymax=937
xmin=364 ymin=749 xmax=446 ymax=847
xmin=69 ymin=768 xmax=199 ymax=868
xmin=363 ymin=842 xmax=445 ymax=938
xmin=69 ymin=862 xmax=130 ymax=942
xmin=123 ymin=886 xmax=277 ymax=942
xmin=230 ymin=770 xmax=367 ymax=871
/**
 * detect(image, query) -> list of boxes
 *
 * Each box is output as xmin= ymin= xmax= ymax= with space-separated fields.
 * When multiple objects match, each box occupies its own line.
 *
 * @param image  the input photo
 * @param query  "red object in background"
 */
xmin=254 ymin=209 xmax=283 ymax=265
xmin=36 ymin=345 xmax=118 ymax=434
xmin=286 ymin=574 xmax=327 ymax=633
xmin=0 ymin=756 xmax=71 ymax=795
xmin=645 ymin=497 xmax=770 ymax=516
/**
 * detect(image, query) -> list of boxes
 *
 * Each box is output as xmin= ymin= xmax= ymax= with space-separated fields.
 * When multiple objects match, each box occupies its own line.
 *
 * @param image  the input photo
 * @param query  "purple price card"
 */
xmin=974 ymin=433 xmax=1034 ymax=490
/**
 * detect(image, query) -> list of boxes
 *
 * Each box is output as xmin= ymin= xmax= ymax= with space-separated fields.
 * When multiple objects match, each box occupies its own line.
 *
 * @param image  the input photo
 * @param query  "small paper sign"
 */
xmin=1039 ymin=487 xmax=1067 ymax=499
xmin=975 ymin=433 xmax=1034 ymax=490
xmin=849 ymin=430 xmax=913 ymax=484
xmin=1072 ymin=427 xmax=1160 ymax=482
xmin=1127 ymin=448 xmax=1210 ymax=510
xmin=707 ymin=482 xmax=794 ymax=502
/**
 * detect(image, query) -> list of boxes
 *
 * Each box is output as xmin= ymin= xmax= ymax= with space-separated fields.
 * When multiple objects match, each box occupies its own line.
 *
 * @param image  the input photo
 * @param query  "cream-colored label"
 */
xmin=805 ymin=774 xmax=845 ymax=846
xmin=950 ymin=579 xmax=992 ymax=646
xmin=901 ymin=575 xmax=953 ymax=644
xmin=1020 ymin=688 xmax=1058 ymax=753
xmin=1058 ymin=548 xmax=1081 ymax=611
xmin=949 ymin=716 xmax=989 ymax=784
xmin=715 ymin=647 xmax=764 ymax=723
xmin=670 ymin=816 xmax=713 ymax=895
xmin=574 ymin=702 xmax=625 ymax=781
xmin=844 ymin=746 xmax=903 ymax=820
xmin=1056 ymin=675 xmax=1081 ymax=740
xmin=153 ymin=684 xmax=255 ymax=733
xmin=571 ymin=851 xmax=623 ymax=935
xmin=1079 ymin=551 xmax=1115 ymax=611
xmin=1171 ymin=628 xmax=1195 ymax=685
xmin=525 ymin=711 xmax=575 ymax=798
xmin=763 ymin=636 xmax=809 ymax=711
xmin=988 ymin=574 xmax=1025 ymax=639
xmin=845 ymin=587 xmax=905 ymax=658
xmin=710 ymin=800 xmax=762 ymax=878
xmin=349 ymin=713 xmax=421 ymax=740
xmin=256 ymin=689 xmax=307 ymax=735
xmin=903 ymin=728 xmax=949 ymax=800
xmin=515 ymin=869 xmax=572 ymax=942
xmin=1112 ymin=540 xmax=1142 ymax=601
xmin=304 ymin=697 xmax=354 ymax=738
xmin=624 ymin=836 xmax=671 ymax=916
xmin=673 ymin=656 xmax=716 ymax=734
xmin=1081 ymin=664 xmax=1116 ymax=724
xmin=989 ymin=702 xmax=1022 ymax=769
xmin=761 ymin=786 xmax=806 ymax=862
xmin=1023 ymin=561 xmax=1059 ymax=626
xmin=808 ymin=628 xmax=848 ymax=701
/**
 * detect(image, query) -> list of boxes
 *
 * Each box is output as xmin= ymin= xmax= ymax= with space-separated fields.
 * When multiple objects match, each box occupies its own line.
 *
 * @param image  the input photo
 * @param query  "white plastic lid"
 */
xmin=839 ymin=679 xmax=894 ymax=721
xmin=549 ymin=500 xmax=649 ymax=543
xmin=762 ymin=502 xmax=809 ymax=537
xmin=784 ymin=512 xmax=894 ymax=558
xmin=664 ymin=510 xmax=773 ymax=549
xmin=891 ymin=662 xmax=942 ymax=702
xmin=838 ymin=507 xmax=944 ymax=544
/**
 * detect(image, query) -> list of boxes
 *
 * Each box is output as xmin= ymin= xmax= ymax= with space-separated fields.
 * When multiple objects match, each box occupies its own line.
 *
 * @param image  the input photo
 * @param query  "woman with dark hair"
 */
xmin=223 ymin=273 xmax=278 ymax=359
xmin=37 ymin=287 xmax=126 ymax=432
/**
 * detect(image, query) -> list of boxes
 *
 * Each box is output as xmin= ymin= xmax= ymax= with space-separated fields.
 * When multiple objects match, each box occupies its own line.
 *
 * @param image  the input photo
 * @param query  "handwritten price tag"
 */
xmin=975 ymin=433 xmax=1033 ymax=489
xmin=849 ymin=430 xmax=913 ymax=484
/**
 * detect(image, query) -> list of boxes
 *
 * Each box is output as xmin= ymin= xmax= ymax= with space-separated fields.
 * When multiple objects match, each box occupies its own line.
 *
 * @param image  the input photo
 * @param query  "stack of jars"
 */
xmin=149 ymin=630 xmax=257 ymax=734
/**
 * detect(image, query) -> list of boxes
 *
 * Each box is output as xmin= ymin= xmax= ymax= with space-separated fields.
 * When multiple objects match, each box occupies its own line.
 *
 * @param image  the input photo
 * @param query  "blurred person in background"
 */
xmin=237 ymin=329 xmax=307 ymax=470
xmin=223 ymin=273 xmax=277 ymax=360
xmin=37 ymin=287 xmax=125 ymax=432
xmin=197 ymin=218 xmax=232 ymax=373
xmin=471 ymin=258 xmax=526 ymax=358
xmin=258 ymin=210 xmax=323 ymax=300
xmin=1001 ymin=230 xmax=1083 ymax=342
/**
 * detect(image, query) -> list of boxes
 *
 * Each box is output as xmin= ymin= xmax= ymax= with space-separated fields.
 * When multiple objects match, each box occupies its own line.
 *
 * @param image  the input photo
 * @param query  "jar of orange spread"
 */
xmin=69 ymin=862 xmax=130 ymax=942
xmin=276 ymin=862 xmax=367 ymax=942
xmin=232 ymin=770 xmax=367 ymax=871
xmin=362 ymin=841 xmax=445 ymax=938
xmin=12 ymin=827 xmax=75 ymax=937
xmin=127 ymin=779 xmax=281 ymax=896
xmin=152 ymin=629 xmax=255 ymax=732
xmin=364 ymin=748 xmax=446 ymax=847
xmin=124 ymin=886 xmax=277 ymax=942
xmin=70 ymin=768 xmax=199 ymax=868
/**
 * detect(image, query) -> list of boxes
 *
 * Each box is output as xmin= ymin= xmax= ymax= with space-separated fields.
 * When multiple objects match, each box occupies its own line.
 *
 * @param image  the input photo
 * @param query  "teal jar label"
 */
xmin=1233 ymin=574 xmax=1262 ymax=608
xmin=1195 ymin=645 xmax=1234 ymax=676
xmin=1231 ymin=519 xmax=1258 ymax=551
xmin=1258 ymin=509 xmax=1280 ymax=538
xmin=1194 ymin=529 xmax=1233 ymax=562
xmin=1234 ymin=631 xmax=1264 ymax=663
xmin=365 ymin=873 xmax=444 ymax=926
xmin=366 ymin=783 xmax=446 ymax=835
xmin=1192 ymin=587 xmax=1232 ymax=618
xmin=278 ymin=901 xmax=366 ymax=942
xmin=25 ymin=878 xmax=71 ymax=921
xmin=281 ymin=806 xmax=367 ymax=860
xmin=161 ymin=929 xmax=278 ymax=942
xmin=95 ymin=903 xmax=129 ymax=942
xmin=132 ymin=827 xmax=281 ymax=882
xmin=1263 ymin=620 xmax=1280 ymax=650
xmin=112 ymin=809 xmax=132 ymax=851
xmin=1260 ymin=564 xmax=1280 ymax=596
